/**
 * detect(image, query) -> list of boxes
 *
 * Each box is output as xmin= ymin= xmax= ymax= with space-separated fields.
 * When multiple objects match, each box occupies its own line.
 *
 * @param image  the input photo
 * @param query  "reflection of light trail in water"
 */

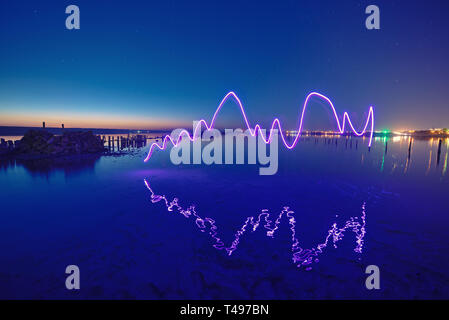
xmin=443 ymin=151 xmax=448 ymax=176
xmin=144 ymin=179 xmax=366 ymax=270
xmin=426 ymin=150 xmax=432 ymax=175
xmin=143 ymin=92 xmax=375 ymax=162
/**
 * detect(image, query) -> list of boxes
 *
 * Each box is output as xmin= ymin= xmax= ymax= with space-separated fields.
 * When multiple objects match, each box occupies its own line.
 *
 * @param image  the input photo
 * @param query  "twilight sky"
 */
xmin=0 ymin=0 xmax=448 ymax=130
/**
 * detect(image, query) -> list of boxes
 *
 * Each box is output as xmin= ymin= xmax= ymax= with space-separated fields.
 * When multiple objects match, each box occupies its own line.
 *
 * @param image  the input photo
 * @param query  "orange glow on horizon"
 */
xmin=0 ymin=112 xmax=188 ymax=130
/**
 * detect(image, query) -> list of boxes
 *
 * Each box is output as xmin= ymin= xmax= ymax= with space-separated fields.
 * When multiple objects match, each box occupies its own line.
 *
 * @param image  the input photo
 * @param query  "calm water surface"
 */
xmin=1 ymin=136 xmax=448 ymax=299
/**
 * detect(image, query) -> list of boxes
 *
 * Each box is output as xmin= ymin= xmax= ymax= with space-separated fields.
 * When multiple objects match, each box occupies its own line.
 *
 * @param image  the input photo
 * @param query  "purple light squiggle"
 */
xmin=144 ymin=179 xmax=366 ymax=269
xmin=144 ymin=92 xmax=375 ymax=162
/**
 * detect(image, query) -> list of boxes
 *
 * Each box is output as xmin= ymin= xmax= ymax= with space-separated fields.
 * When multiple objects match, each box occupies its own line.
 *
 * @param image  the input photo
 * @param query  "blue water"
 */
xmin=1 ymin=136 xmax=449 ymax=299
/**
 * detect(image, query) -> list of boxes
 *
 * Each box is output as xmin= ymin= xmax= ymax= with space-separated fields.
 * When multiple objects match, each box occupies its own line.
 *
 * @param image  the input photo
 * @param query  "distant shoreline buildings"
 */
xmin=284 ymin=128 xmax=449 ymax=138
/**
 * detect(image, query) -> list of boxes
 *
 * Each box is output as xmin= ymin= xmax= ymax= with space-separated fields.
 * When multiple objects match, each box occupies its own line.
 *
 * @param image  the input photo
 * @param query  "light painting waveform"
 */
xmin=144 ymin=179 xmax=366 ymax=270
xmin=144 ymin=92 xmax=375 ymax=162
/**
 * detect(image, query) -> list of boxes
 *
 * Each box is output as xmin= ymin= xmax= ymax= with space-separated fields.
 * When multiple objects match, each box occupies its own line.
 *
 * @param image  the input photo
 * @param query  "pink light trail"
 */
xmin=144 ymin=91 xmax=375 ymax=162
xmin=144 ymin=179 xmax=367 ymax=270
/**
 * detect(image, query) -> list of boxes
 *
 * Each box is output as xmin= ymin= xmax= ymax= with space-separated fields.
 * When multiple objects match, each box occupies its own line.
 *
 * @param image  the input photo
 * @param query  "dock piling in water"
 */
xmin=437 ymin=139 xmax=442 ymax=165
xmin=408 ymin=138 xmax=413 ymax=159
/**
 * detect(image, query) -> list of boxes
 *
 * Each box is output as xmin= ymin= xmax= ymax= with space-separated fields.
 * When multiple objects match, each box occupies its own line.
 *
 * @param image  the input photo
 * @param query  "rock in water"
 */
xmin=13 ymin=130 xmax=106 ymax=157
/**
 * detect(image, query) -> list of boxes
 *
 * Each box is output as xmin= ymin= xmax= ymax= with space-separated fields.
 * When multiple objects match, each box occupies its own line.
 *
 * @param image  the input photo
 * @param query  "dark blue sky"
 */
xmin=0 ymin=0 xmax=448 ymax=130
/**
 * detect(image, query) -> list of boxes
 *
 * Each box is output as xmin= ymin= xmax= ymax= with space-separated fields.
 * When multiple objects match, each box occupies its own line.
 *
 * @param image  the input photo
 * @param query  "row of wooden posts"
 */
xmin=311 ymin=136 xmax=445 ymax=165
xmin=312 ymin=136 xmax=360 ymax=150
xmin=101 ymin=135 xmax=164 ymax=151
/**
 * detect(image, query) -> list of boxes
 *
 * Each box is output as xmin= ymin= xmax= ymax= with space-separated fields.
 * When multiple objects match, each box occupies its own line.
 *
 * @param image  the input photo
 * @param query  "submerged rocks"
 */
xmin=9 ymin=130 xmax=106 ymax=158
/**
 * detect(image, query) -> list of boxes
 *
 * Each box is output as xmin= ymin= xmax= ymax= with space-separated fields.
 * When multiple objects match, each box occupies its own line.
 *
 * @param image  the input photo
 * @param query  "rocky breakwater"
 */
xmin=1 ymin=130 xmax=106 ymax=159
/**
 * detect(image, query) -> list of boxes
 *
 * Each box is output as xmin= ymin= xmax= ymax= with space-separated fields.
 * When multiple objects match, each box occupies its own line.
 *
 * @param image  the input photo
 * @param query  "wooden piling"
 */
xmin=408 ymin=138 xmax=413 ymax=159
